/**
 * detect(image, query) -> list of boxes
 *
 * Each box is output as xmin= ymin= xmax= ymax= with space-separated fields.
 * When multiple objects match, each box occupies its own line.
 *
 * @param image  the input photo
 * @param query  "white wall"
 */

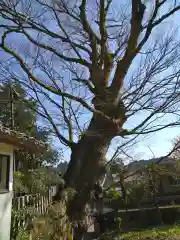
xmin=0 ymin=192 xmax=13 ymax=240
xmin=0 ymin=143 xmax=14 ymax=240
xmin=0 ymin=143 xmax=14 ymax=153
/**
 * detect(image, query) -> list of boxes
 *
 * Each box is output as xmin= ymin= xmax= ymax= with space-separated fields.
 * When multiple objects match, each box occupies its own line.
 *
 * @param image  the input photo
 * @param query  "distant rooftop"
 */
xmin=127 ymin=157 xmax=176 ymax=173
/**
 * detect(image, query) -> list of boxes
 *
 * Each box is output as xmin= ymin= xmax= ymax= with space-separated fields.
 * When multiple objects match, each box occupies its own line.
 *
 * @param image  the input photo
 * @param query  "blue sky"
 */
xmin=107 ymin=0 xmax=180 ymax=161
xmin=60 ymin=118 xmax=180 ymax=163
xmin=1 ymin=0 xmax=180 ymax=163
xmin=57 ymin=0 xmax=180 ymax=163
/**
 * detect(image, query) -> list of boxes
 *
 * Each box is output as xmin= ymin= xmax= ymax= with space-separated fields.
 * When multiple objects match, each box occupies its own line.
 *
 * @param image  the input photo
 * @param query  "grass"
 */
xmin=120 ymin=225 xmax=180 ymax=240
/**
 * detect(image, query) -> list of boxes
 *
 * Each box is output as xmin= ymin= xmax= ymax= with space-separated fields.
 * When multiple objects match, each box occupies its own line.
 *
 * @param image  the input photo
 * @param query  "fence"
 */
xmin=11 ymin=193 xmax=99 ymax=239
xmin=13 ymin=192 xmax=52 ymax=213
xmin=11 ymin=192 xmax=52 ymax=239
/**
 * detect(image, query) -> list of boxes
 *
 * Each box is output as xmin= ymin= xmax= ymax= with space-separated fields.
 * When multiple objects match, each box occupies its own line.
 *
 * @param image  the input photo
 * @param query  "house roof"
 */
xmin=127 ymin=157 xmax=176 ymax=173
xmin=0 ymin=124 xmax=47 ymax=153
xmin=104 ymin=157 xmax=179 ymax=188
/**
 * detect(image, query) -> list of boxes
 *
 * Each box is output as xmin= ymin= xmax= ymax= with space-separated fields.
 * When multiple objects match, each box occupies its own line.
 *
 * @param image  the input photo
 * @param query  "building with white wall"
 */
xmin=0 ymin=125 xmax=46 ymax=240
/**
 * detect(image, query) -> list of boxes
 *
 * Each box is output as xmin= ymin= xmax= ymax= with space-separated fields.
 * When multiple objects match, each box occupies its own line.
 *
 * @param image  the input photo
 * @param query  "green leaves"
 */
xmin=0 ymin=81 xmax=37 ymax=135
xmin=14 ymin=168 xmax=63 ymax=195
xmin=121 ymin=225 xmax=180 ymax=240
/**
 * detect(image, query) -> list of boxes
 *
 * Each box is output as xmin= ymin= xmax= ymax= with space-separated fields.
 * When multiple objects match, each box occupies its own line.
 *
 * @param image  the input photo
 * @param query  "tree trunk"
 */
xmin=64 ymin=116 xmax=115 ymax=221
xmin=55 ymin=97 xmax=125 ymax=238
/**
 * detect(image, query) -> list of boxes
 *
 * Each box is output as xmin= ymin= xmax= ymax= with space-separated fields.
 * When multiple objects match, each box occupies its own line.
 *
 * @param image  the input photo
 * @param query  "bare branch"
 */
xmin=111 ymin=0 xmax=146 ymax=92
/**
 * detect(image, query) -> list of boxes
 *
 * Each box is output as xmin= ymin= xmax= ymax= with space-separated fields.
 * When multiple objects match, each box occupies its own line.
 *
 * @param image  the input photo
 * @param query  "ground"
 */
xmin=120 ymin=225 xmax=180 ymax=240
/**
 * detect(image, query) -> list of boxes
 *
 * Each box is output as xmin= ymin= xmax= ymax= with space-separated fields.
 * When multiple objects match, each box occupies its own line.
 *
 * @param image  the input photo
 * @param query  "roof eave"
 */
xmin=0 ymin=125 xmax=47 ymax=153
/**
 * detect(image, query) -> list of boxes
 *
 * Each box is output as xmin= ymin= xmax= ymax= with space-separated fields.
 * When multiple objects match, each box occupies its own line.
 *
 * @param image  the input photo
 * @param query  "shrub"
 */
xmin=121 ymin=225 xmax=180 ymax=240
xmin=98 ymin=206 xmax=180 ymax=233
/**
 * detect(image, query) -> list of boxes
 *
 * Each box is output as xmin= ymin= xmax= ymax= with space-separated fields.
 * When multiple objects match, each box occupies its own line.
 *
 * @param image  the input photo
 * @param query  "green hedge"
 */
xmin=99 ymin=206 xmax=180 ymax=232
xmin=121 ymin=225 xmax=180 ymax=240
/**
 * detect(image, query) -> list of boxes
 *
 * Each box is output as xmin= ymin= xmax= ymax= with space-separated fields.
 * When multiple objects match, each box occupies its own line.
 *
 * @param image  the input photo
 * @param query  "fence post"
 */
xmin=22 ymin=196 xmax=25 ymax=228
xmin=11 ymin=192 xmax=55 ymax=238
xmin=41 ymin=195 xmax=44 ymax=215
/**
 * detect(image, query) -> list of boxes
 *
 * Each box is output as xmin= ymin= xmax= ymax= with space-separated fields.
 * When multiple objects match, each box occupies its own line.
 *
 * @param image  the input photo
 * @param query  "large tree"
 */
xmin=1 ymin=0 xmax=180 ymax=232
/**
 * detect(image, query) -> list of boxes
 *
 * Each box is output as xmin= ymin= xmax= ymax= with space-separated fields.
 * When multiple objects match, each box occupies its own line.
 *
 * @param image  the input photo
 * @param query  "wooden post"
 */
xmin=22 ymin=196 xmax=25 ymax=228
xmin=9 ymin=84 xmax=14 ymax=130
xmin=41 ymin=196 xmax=44 ymax=215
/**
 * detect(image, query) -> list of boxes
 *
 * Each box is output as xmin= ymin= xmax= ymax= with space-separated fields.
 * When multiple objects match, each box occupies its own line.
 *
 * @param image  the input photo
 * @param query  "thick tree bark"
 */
xmin=64 ymin=115 xmax=115 ymax=221
xmin=58 ymin=115 xmax=116 ymax=239
xmin=55 ymin=90 xmax=126 ymax=238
